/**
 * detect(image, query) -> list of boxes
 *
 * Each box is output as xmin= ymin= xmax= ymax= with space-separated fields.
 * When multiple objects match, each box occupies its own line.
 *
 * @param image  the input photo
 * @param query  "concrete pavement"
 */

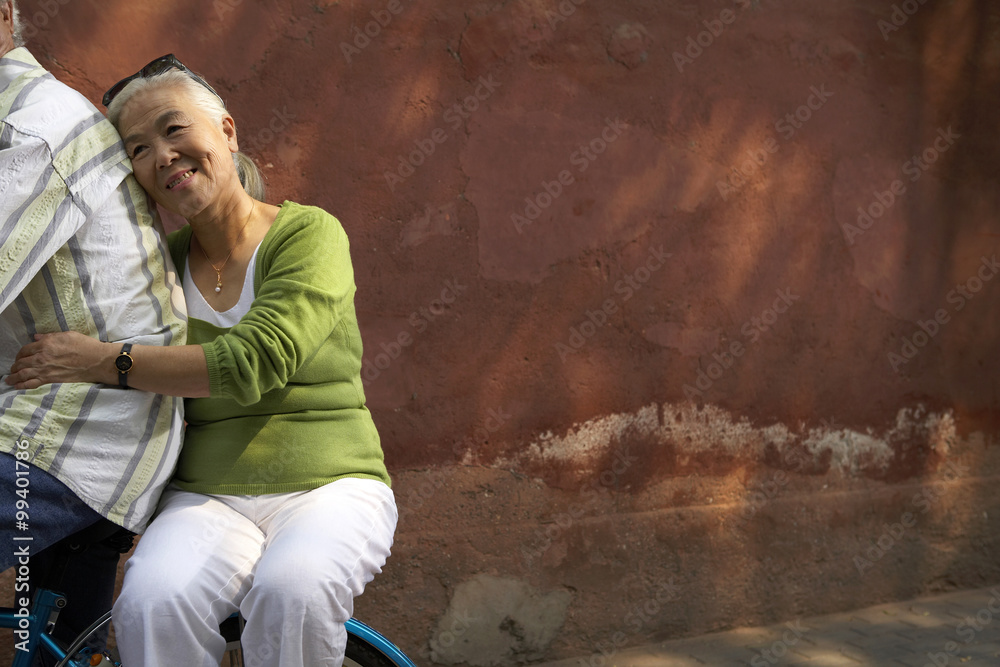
xmin=535 ymin=585 xmax=1000 ymax=666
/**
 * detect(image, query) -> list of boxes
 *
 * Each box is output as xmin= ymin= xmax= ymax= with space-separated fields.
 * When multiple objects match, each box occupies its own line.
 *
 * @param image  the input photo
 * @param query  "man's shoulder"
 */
xmin=1 ymin=50 xmax=131 ymax=214
xmin=1 ymin=48 xmax=110 ymax=143
xmin=0 ymin=46 xmax=43 ymax=84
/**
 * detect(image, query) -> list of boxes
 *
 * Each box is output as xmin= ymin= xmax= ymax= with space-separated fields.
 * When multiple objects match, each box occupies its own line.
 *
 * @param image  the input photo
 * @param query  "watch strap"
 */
xmin=117 ymin=343 xmax=133 ymax=389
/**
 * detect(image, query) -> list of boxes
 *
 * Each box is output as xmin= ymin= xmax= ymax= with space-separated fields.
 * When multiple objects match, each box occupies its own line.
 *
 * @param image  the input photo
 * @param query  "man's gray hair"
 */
xmin=10 ymin=0 xmax=24 ymax=47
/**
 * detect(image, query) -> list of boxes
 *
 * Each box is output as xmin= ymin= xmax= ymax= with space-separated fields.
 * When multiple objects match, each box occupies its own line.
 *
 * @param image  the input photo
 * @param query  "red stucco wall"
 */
xmin=4 ymin=0 xmax=1000 ymax=664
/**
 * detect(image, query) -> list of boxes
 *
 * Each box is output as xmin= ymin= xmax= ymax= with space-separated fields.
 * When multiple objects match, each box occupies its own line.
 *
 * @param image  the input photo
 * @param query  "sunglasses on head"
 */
xmin=102 ymin=53 xmax=221 ymax=108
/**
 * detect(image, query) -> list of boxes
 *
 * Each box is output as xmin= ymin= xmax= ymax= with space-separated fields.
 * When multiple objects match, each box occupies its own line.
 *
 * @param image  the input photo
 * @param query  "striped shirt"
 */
xmin=0 ymin=48 xmax=188 ymax=532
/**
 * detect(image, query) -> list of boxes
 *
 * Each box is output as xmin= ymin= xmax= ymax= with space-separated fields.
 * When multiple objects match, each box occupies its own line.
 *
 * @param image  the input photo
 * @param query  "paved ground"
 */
xmin=536 ymin=585 xmax=1000 ymax=666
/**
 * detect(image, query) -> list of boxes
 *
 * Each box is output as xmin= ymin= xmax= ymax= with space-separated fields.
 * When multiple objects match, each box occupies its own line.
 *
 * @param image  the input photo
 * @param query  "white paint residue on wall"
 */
xmin=507 ymin=402 xmax=957 ymax=477
xmin=520 ymin=404 xmax=661 ymax=466
xmin=660 ymin=402 xmax=797 ymax=456
xmin=802 ymin=429 xmax=893 ymax=475
xmin=927 ymin=410 xmax=958 ymax=455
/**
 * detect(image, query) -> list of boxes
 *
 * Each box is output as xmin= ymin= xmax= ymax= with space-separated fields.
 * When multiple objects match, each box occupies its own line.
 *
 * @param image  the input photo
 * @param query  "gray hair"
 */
xmin=107 ymin=69 xmax=265 ymax=201
xmin=10 ymin=0 xmax=24 ymax=47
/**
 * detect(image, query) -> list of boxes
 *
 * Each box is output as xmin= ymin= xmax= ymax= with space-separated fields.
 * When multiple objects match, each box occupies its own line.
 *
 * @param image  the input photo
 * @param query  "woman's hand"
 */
xmin=6 ymin=332 xmax=115 ymax=390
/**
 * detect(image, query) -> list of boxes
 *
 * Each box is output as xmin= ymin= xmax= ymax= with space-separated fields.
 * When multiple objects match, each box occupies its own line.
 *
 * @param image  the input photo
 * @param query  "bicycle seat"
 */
xmin=59 ymin=519 xmax=134 ymax=555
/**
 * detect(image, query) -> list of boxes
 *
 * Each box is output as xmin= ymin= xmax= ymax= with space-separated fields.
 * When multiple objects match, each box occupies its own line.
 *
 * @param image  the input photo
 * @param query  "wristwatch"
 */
xmin=115 ymin=343 xmax=134 ymax=389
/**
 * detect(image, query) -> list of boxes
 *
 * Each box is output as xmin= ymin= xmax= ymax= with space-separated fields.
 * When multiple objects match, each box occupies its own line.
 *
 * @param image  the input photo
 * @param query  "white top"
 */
xmin=183 ymin=242 xmax=261 ymax=327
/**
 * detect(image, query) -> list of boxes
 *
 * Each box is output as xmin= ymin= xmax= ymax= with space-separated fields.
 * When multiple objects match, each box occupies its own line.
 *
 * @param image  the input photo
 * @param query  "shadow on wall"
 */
xmin=20 ymin=0 xmax=998 ymax=475
xmin=12 ymin=0 xmax=1000 ymax=659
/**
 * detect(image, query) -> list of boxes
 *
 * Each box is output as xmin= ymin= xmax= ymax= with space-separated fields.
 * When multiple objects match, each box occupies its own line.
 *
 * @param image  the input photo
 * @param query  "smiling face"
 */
xmin=118 ymin=82 xmax=242 ymax=220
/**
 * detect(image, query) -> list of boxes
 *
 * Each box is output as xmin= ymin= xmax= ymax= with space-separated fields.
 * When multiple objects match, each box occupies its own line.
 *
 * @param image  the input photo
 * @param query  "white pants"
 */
xmin=113 ymin=478 xmax=397 ymax=667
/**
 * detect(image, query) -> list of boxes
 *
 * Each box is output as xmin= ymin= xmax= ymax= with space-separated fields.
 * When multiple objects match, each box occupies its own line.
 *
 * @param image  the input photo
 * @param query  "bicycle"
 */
xmin=1 ymin=586 xmax=417 ymax=667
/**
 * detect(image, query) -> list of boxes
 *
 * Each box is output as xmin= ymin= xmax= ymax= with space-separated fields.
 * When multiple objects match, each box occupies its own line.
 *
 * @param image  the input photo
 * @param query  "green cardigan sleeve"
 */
xmin=197 ymin=204 xmax=357 ymax=406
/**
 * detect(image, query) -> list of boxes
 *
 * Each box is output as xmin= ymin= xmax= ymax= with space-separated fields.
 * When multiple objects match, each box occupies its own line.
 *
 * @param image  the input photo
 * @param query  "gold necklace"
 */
xmin=198 ymin=201 xmax=255 ymax=293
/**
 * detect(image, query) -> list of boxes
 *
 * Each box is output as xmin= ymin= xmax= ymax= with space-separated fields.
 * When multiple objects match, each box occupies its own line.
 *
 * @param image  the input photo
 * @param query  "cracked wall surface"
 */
xmin=4 ymin=0 xmax=999 ymax=665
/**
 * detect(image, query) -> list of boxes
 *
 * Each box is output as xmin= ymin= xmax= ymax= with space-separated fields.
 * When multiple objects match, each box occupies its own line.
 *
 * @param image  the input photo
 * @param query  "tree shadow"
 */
xmin=15 ymin=0 xmax=1000 ymax=658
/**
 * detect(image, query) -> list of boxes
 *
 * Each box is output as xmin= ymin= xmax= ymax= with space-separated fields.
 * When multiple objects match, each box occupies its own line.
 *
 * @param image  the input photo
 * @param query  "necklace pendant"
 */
xmin=199 ymin=201 xmax=254 ymax=298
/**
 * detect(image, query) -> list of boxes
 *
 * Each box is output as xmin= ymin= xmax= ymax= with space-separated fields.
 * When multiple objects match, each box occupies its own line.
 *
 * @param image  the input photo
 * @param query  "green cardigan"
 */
xmin=167 ymin=202 xmax=389 ymax=495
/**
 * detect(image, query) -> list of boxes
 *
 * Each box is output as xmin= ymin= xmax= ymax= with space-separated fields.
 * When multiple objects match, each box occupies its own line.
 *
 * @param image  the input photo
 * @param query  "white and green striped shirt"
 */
xmin=0 ymin=48 xmax=188 ymax=532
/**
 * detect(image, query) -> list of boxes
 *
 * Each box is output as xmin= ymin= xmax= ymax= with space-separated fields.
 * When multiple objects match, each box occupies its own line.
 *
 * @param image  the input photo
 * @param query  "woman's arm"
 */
xmin=9 ymin=206 xmax=353 ymax=402
xmin=6 ymin=331 xmax=210 ymax=397
xmin=198 ymin=206 xmax=356 ymax=404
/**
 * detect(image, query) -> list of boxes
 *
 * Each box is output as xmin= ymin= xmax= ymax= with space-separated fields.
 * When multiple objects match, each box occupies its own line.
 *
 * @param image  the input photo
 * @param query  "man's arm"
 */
xmin=0 ymin=131 xmax=87 ymax=312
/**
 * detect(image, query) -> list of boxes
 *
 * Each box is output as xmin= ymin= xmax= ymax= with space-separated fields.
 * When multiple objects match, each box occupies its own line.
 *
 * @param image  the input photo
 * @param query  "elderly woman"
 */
xmin=8 ymin=55 xmax=396 ymax=667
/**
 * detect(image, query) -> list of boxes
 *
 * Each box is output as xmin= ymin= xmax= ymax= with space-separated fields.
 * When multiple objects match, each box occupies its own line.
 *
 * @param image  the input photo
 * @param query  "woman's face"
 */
xmin=118 ymin=82 xmax=240 ymax=220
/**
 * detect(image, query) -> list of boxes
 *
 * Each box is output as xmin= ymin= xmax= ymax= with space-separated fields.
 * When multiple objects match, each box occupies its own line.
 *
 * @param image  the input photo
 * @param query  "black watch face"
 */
xmin=115 ymin=355 xmax=133 ymax=373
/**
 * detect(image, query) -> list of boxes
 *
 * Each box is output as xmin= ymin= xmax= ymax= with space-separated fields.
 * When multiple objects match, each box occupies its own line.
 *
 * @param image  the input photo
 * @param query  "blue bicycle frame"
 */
xmin=1 ymin=590 xmax=417 ymax=667
xmin=0 ymin=588 xmax=71 ymax=667
xmin=346 ymin=618 xmax=418 ymax=667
